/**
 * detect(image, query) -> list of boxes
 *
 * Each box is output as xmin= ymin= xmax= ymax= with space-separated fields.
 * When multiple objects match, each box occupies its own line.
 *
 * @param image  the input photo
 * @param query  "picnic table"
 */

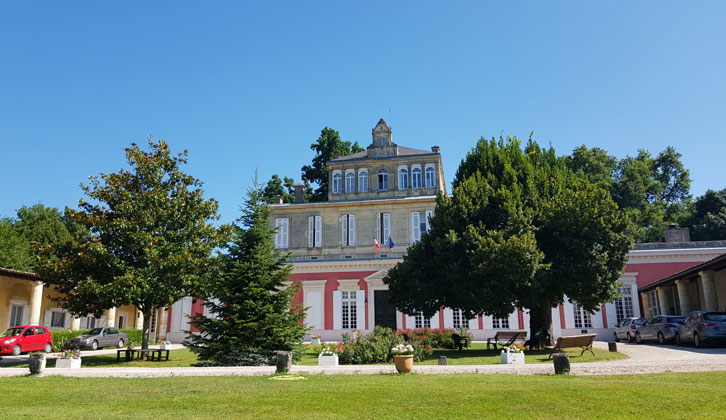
xmin=486 ymin=330 xmax=527 ymax=350
xmin=116 ymin=348 xmax=171 ymax=362
xmin=547 ymin=334 xmax=597 ymax=359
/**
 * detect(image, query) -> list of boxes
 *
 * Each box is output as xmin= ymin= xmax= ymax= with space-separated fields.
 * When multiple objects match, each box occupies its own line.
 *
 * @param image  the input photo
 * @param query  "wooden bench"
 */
xmin=116 ymin=348 xmax=170 ymax=362
xmin=547 ymin=334 xmax=597 ymax=359
xmin=486 ymin=330 xmax=527 ymax=350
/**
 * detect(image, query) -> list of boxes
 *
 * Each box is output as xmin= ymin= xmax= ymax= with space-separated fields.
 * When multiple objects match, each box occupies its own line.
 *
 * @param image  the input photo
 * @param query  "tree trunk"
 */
xmin=142 ymin=308 xmax=152 ymax=350
xmin=528 ymin=304 xmax=553 ymax=349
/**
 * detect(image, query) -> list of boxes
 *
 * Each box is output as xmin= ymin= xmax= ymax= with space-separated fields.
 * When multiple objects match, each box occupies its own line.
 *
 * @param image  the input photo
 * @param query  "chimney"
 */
xmin=293 ymin=184 xmax=306 ymax=204
xmin=664 ymin=223 xmax=690 ymax=243
xmin=273 ymin=195 xmax=283 ymax=205
xmin=431 ymin=146 xmax=440 ymax=153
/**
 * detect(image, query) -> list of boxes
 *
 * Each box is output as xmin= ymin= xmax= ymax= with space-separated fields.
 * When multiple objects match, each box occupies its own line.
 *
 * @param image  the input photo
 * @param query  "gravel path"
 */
xmin=0 ymin=341 xmax=724 ymax=378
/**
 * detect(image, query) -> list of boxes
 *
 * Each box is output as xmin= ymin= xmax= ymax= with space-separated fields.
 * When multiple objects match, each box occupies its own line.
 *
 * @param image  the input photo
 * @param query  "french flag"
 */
xmin=374 ymin=239 xmax=381 ymax=250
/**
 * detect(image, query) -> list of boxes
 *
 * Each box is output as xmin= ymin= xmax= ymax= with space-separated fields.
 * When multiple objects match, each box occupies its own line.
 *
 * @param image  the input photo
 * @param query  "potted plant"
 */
xmin=310 ymin=335 xmax=321 ymax=345
xmin=391 ymin=343 xmax=415 ymax=373
xmin=159 ymin=340 xmax=172 ymax=350
xmin=317 ymin=344 xmax=339 ymax=366
xmin=500 ymin=342 xmax=525 ymax=365
xmin=56 ymin=349 xmax=82 ymax=369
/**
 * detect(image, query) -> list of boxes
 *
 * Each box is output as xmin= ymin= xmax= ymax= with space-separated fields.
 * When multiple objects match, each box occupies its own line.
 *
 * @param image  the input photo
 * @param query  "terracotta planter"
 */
xmin=394 ymin=355 xmax=414 ymax=373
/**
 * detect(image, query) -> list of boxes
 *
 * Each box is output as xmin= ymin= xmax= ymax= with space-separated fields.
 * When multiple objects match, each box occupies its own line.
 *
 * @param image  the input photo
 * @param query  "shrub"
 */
xmin=337 ymin=326 xmax=433 ymax=364
xmin=49 ymin=330 xmax=84 ymax=352
xmin=120 ymin=329 xmax=145 ymax=347
xmin=397 ymin=328 xmax=473 ymax=350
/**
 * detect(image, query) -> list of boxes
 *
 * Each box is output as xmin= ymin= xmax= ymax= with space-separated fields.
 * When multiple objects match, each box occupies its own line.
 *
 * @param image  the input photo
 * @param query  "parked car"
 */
xmin=675 ymin=311 xmax=726 ymax=348
xmin=613 ymin=317 xmax=646 ymax=342
xmin=65 ymin=327 xmax=128 ymax=350
xmin=0 ymin=325 xmax=53 ymax=355
xmin=635 ymin=315 xmax=685 ymax=344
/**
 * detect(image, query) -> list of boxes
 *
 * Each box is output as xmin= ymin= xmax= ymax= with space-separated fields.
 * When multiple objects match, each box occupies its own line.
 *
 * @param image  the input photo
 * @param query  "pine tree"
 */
xmin=187 ymin=184 xmax=307 ymax=366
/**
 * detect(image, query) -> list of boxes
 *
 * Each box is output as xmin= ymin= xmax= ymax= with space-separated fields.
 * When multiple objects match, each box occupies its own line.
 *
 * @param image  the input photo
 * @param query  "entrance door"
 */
xmin=374 ymin=290 xmax=397 ymax=331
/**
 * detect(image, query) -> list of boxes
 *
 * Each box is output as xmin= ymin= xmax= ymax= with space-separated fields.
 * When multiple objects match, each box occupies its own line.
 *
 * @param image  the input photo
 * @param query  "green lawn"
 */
xmin=0 ymin=348 xmax=199 ymax=368
xmin=1 ymin=372 xmax=724 ymax=419
xmin=298 ymin=342 xmax=628 ymax=365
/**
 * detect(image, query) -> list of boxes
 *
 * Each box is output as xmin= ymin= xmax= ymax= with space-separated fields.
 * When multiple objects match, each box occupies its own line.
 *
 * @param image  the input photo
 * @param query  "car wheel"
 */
xmin=657 ymin=332 xmax=665 ymax=345
xmin=675 ymin=333 xmax=682 ymax=346
xmin=614 ymin=332 xmax=620 ymax=342
xmin=694 ymin=333 xmax=703 ymax=348
xmin=635 ymin=332 xmax=643 ymax=344
xmin=117 ymin=339 xmax=124 ymax=348
xmin=11 ymin=345 xmax=21 ymax=356
xmin=627 ymin=333 xmax=633 ymax=343
xmin=91 ymin=340 xmax=99 ymax=350
xmin=44 ymin=343 xmax=52 ymax=353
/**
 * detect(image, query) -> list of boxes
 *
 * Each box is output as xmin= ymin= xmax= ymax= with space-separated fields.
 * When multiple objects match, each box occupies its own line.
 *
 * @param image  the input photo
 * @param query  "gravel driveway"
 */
xmin=0 ymin=341 xmax=723 ymax=377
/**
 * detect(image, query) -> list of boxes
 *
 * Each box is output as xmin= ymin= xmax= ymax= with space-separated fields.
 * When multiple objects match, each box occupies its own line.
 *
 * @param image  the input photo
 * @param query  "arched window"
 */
xmin=398 ymin=168 xmax=408 ymax=190
xmin=358 ymin=170 xmax=368 ymax=192
xmin=425 ymin=166 xmax=435 ymax=188
xmin=411 ymin=167 xmax=422 ymax=189
xmin=332 ymin=172 xmax=342 ymax=194
xmin=345 ymin=172 xmax=355 ymax=193
xmin=378 ymin=170 xmax=388 ymax=191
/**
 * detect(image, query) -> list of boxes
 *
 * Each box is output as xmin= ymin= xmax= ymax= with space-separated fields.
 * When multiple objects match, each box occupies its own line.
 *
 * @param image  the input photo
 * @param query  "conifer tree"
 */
xmin=187 ymin=183 xmax=307 ymax=365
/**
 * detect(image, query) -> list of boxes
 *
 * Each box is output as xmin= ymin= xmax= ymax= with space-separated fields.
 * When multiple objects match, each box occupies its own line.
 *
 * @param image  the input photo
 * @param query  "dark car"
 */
xmin=65 ymin=327 xmax=128 ymax=350
xmin=0 ymin=325 xmax=53 ymax=355
xmin=675 ymin=311 xmax=726 ymax=348
xmin=635 ymin=315 xmax=684 ymax=344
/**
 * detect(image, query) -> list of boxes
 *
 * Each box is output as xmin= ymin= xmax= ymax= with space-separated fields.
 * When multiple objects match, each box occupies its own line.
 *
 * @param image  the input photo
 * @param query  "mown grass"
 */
xmin=297 ymin=342 xmax=628 ymax=365
xmin=1 ymin=372 xmax=724 ymax=419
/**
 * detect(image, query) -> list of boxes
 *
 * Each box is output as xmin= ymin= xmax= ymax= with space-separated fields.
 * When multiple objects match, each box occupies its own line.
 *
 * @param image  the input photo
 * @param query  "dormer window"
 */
xmin=412 ymin=166 xmax=422 ymax=189
xmin=425 ymin=165 xmax=435 ymax=188
xmin=332 ymin=172 xmax=342 ymax=194
xmin=378 ymin=170 xmax=388 ymax=191
xmin=398 ymin=167 xmax=408 ymax=190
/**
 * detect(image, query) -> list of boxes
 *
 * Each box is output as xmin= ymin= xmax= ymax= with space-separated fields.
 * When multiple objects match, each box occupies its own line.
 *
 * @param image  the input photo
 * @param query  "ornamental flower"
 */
xmin=391 ymin=343 xmax=414 ymax=355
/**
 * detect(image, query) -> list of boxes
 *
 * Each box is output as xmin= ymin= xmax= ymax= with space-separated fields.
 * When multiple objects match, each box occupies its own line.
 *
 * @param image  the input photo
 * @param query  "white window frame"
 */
xmin=341 ymin=290 xmax=357 ymax=329
xmin=8 ymin=302 xmax=27 ymax=328
xmin=376 ymin=212 xmax=391 ymax=244
xmin=345 ymin=170 xmax=355 ymax=193
xmin=411 ymin=210 xmax=432 ymax=243
xmin=573 ymin=302 xmax=593 ymax=328
xmin=332 ymin=171 xmax=343 ymax=194
xmin=414 ymin=312 xmax=431 ymax=329
xmin=378 ymin=170 xmax=388 ymax=191
xmin=492 ymin=317 xmax=509 ymax=329
xmin=452 ymin=309 xmax=468 ymax=328
xmin=275 ymin=218 xmax=289 ymax=249
xmin=308 ymin=215 xmax=322 ymax=248
xmin=615 ymin=286 xmax=634 ymax=324
xmin=358 ymin=169 xmax=368 ymax=192
xmin=341 ymin=214 xmax=356 ymax=246
xmin=398 ymin=166 xmax=408 ymax=190
xmin=647 ymin=290 xmax=661 ymax=317
xmin=425 ymin=164 xmax=435 ymax=188
xmin=411 ymin=165 xmax=422 ymax=189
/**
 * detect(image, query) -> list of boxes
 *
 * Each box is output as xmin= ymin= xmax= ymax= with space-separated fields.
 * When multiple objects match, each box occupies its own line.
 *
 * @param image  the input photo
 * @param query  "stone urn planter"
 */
xmin=500 ymin=350 xmax=525 ymax=365
xmin=56 ymin=357 xmax=82 ymax=369
xmin=28 ymin=353 xmax=47 ymax=375
xmin=394 ymin=355 xmax=414 ymax=373
xmin=317 ymin=354 xmax=339 ymax=366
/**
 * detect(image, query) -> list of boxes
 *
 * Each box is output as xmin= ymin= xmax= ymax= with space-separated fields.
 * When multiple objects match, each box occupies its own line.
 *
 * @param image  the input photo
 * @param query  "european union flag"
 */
xmin=387 ymin=236 xmax=395 ymax=250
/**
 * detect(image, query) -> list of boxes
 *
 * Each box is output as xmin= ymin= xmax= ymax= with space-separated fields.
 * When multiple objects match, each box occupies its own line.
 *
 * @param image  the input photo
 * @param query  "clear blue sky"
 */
xmin=1 ymin=1 xmax=724 ymax=225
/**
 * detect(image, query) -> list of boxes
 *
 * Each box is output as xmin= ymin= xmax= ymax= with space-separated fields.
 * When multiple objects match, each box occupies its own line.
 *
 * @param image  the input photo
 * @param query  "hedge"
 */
xmin=49 ymin=328 xmax=149 ymax=352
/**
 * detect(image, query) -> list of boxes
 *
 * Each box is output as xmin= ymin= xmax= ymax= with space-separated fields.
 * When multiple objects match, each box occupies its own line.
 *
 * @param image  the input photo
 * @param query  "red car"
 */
xmin=0 ymin=325 xmax=53 ymax=355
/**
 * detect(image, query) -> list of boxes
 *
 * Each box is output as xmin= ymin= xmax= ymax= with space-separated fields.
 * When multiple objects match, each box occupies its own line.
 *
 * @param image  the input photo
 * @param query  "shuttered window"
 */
xmin=308 ymin=215 xmax=322 ymax=248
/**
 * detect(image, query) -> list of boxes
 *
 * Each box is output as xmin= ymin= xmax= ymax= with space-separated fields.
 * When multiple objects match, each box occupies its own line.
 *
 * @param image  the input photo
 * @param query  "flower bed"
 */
xmin=336 ymin=327 xmax=433 ymax=364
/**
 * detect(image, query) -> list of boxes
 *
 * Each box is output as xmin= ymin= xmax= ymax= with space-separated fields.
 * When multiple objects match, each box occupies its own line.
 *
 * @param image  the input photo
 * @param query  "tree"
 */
xmin=384 ymin=136 xmax=631 ymax=341
xmin=0 ymin=204 xmax=82 ymax=272
xmin=301 ymin=127 xmax=364 ymax=201
xmin=36 ymin=138 xmax=229 ymax=349
xmin=564 ymin=145 xmax=617 ymax=192
xmin=187 ymin=182 xmax=307 ymax=366
xmin=687 ymin=188 xmax=726 ymax=241
xmin=262 ymin=174 xmax=295 ymax=204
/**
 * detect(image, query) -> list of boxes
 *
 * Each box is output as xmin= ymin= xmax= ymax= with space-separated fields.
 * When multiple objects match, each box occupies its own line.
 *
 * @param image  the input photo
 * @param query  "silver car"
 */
xmin=66 ymin=327 xmax=128 ymax=350
xmin=613 ymin=317 xmax=646 ymax=342
xmin=635 ymin=315 xmax=685 ymax=344
xmin=675 ymin=311 xmax=726 ymax=348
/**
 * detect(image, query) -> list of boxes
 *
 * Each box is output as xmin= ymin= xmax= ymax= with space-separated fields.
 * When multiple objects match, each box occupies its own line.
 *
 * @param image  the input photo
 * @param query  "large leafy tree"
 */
xmin=36 ymin=139 xmax=229 ymax=349
xmin=301 ymin=127 xmax=364 ymax=201
xmin=384 ymin=136 xmax=631 ymax=340
xmin=187 ymin=183 xmax=307 ymax=366
xmin=686 ymin=188 xmax=726 ymax=241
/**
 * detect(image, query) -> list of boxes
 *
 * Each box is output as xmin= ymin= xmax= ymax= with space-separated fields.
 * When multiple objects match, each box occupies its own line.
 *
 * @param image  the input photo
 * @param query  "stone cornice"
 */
xmin=627 ymin=248 xmax=726 ymax=264
xmin=291 ymin=258 xmax=400 ymax=273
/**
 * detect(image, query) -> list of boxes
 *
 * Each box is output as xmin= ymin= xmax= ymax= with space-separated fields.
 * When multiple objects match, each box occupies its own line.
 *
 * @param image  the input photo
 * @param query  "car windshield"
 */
xmin=86 ymin=328 xmax=104 ymax=336
xmin=666 ymin=317 xmax=685 ymax=324
xmin=704 ymin=312 xmax=726 ymax=322
xmin=2 ymin=328 xmax=24 ymax=337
